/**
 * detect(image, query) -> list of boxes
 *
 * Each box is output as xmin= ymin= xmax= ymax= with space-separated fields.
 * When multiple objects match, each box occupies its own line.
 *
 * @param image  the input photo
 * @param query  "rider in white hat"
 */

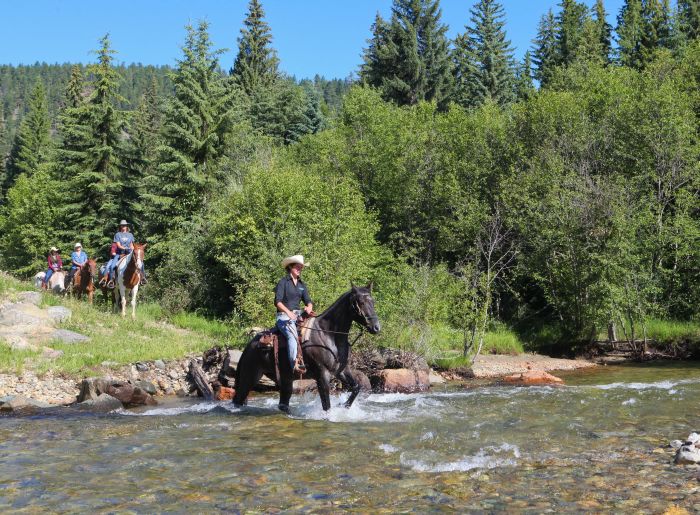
xmin=274 ymin=255 xmax=313 ymax=374
xmin=66 ymin=242 xmax=88 ymax=288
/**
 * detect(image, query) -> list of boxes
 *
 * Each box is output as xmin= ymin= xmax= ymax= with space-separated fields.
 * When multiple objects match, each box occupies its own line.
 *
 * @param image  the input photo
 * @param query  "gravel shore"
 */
xmin=470 ymin=353 xmax=596 ymax=378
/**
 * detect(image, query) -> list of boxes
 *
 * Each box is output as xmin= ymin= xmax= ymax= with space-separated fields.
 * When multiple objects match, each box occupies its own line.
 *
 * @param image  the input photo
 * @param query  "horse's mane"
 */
xmin=317 ymin=287 xmax=369 ymax=320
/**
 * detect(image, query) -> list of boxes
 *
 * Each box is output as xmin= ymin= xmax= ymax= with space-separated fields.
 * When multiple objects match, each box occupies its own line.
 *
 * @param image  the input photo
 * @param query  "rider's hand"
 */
xmin=289 ymin=311 xmax=298 ymax=321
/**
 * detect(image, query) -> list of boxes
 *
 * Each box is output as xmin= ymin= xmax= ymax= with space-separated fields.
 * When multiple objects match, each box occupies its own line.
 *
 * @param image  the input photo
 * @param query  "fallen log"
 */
xmin=189 ymin=359 xmax=214 ymax=400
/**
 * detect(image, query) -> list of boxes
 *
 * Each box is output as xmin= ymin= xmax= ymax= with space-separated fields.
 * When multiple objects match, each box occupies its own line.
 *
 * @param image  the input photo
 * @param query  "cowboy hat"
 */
xmin=74 ymin=242 xmax=82 ymax=248
xmin=119 ymin=220 xmax=130 ymax=226
xmin=50 ymin=247 xmax=58 ymax=252
xmin=281 ymin=255 xmax=308 ymax=269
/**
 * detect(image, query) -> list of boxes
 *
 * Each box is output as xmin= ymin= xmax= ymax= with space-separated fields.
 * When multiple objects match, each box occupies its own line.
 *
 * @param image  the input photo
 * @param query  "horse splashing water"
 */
xmin=233 ymin=283 xmax=381 ymax=413
xmin=114 ymin=244 xmax=146 ymax=319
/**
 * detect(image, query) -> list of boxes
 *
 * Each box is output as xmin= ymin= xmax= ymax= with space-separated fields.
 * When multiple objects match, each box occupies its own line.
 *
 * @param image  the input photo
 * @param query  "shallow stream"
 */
xmin=1 ymin=363 xmax=700 ymax=512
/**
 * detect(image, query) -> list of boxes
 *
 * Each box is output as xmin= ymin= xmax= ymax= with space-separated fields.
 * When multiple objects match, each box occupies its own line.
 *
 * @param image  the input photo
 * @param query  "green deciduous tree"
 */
xmin=453 ymin=0 xmax=515 ymax=108
xmin=231 ymin=0 xmax=279 ymax=96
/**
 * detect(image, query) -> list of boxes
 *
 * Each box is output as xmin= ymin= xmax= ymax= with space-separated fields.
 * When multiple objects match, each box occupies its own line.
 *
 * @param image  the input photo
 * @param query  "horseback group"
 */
xmin=41 ymin=219 xmax=147 ymax=317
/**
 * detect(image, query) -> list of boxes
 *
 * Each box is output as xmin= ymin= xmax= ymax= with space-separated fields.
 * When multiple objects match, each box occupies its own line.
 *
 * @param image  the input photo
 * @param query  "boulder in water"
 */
xmin=371 ymin=369 xmax=430 ymax=393
xmin=218 ymin=349 xmax=243 ymax=387
xmin=76 ymin=393 xmax=123 ymax=412
xmin=502 ymin=370 xmax=564 ymax=386
xmin=675 ymin=444 xmax=700 ymax=465
xmin=215 ymin=386 xmax=235 ymax=401
xmin=293 ymin=379 xmax=317 ymax=394
xmin=77 ymin=378 xmax=157 ymax=407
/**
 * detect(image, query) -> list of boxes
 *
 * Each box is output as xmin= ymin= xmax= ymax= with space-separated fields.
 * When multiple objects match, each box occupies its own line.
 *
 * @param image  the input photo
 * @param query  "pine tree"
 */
xmin=0 ymin=109 xmax=7 ymax=202
xmin=56 ymin=35 xmax=127 ymax=251
xmin=678 ymin=0 xmax=700 ymax=41
xmin=453 ymin=0 xmax=515 ymax=108
xmin=532 ymin=10 xmax=559 ymax=86
xmin=640 ymin=0 xmax=674 ymax=64
xmin=4 ymin=81 xmax=52 ymax=191
xmin=360 ymin=12 xmax=391 ymax=88
xmin=514 ymin=51 xmax=535 ymax=101
xmin=594 ymin=0 xmax=613 ymax=63
xmin=143 ymin=22 xmax=241 ymax=241
xmin=557 ymin=0 xmax=591 ymax=66
xmin=617 ymin=0 xmax=644 ymax=68
xmin=577 ymin=16 xmax=607 ymax=64
xmin=231 ymin=0 xmax=279 ymax=96
xmin=65 ymin=65 xmax=84 ymax=108
xmin=363 ymin=0 xmax=453 ymax=108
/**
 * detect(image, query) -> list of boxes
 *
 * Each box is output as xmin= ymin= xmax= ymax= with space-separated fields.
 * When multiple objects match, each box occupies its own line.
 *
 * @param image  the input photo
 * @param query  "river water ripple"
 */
xmin=1 ymin=362 xmax=700 ymax=512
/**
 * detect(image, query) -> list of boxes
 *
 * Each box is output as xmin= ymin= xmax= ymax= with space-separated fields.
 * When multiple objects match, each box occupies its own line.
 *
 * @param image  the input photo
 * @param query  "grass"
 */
xmin=0 ymin=274 xmax=246 ymax=377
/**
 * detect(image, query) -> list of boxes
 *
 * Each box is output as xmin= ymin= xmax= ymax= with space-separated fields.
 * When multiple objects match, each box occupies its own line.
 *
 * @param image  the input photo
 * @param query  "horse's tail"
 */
xmin=233 ymin=336 xmax=263 ymax=406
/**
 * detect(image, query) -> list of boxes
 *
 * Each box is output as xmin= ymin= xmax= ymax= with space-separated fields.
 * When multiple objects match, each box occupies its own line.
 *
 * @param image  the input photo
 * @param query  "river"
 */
xmin=1 ymin=362 xmax=699 ymax=512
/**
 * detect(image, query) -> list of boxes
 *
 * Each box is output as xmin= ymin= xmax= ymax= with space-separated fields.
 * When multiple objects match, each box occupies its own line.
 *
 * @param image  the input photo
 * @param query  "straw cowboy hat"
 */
xmin=50 ymin=247 xmax=58 ymax=252
xmin=281 ymin=255 xmax=308 ymax=269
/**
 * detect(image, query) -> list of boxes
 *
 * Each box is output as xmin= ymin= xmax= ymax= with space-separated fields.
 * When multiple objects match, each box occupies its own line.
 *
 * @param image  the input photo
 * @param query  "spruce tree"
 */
xmin=617 ymin=0 xmax=644 ymax=68
xmin=532 ymin=10 xmax=559 ymax=86
xmin=4 ymin=81 xmax=52 ymax=191
xmin=514 ymin=51 xmax=535 ymax=101
xmin=360 ymin=12 xmax=391 ymax=88
xmin=231 ymin=0 xmax=279 ymax=96
xmin=640 ymin=0 xmax=674 ymax=64
xmin=556 ymin=0 xmax=591 ymax=66
xmin=65 ymin=65 xmax=84 ymax=108
xmin=143 ymin=22 xmax=241 ymax=242
xmin=453 ymin=0 xmax=515 ymax=108
xmin=56 ymin=35 xmax=127 ymax=251
xmin=594 ymin=0 xmax=613 ymax=63
xmin=0 ymin=109 xmax=7 ymax=202
xmin=678 ymin=0 xmax=700 ymax=41
xmin=363 ymin=0 xmax=453 ymax=108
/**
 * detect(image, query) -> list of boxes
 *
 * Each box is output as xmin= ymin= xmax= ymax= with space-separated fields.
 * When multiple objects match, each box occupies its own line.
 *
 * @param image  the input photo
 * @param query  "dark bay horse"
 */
xmin=233 ymin=283 xmax=381 ymax=412
xmin=71 ymin=259 xmax=97 ymax=304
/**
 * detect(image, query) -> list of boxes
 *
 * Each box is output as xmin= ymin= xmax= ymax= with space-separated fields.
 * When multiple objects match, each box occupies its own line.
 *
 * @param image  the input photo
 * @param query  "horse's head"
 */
xmin=350 ymin=281 xmax=381 ymax=334
xmin=133 ymin=243 xmax=146 ymax=272
xmin=86 ymin=259 xmax=97 ymax=279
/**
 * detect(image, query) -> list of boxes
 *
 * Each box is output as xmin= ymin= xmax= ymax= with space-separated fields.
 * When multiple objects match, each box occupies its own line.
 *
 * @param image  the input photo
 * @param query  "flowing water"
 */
xmin=2 ymin=363 xmax=700 ymax=513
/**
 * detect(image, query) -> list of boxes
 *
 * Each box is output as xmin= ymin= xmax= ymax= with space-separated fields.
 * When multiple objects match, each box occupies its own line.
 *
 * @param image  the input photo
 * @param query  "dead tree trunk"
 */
xmin=189 ymin=359 xmax=214 ymax=400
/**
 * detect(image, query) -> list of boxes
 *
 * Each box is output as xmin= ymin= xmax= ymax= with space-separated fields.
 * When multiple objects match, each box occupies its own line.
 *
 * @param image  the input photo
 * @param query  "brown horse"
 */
xmin=71 ymin=259 xmax=97 ymax=304
xmin=115 ymin=243 xmax=146 ymax=319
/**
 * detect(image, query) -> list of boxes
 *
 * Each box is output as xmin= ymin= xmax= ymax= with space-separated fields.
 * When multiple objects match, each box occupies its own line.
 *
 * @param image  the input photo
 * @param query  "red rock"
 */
xmin=215 ymin=386 xmax=235 ymax=401
xmin=372 ymin=369 xmax=430 ymax=393
xmin=502 ymin=370 xmax=564 ymax=386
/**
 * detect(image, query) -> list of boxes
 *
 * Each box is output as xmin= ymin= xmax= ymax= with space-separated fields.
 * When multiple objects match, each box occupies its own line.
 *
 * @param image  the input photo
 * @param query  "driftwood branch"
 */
xmin=189 ymin=359 xmax=214 ymax=400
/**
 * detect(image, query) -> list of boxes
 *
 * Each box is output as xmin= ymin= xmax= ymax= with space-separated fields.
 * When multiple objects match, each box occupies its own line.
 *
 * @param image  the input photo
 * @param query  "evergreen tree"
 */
xmin=556 ymin=0 xmax=591 ymax=66
xmin=360 ymin=12 xmax=391 ymax=88
xmin=617 ymin=0 xmax=644 ymax=68
xmin=143 ymin=22 xmax=241 ymax=242
xmin=362 ymin=0 xmax=453 ymax=108
xmin=514 ymin=51 xmax=535 ymax=101
xmin=678 ymin=0 xmax=700 ymax=41
xmin=532 ymin=10 xmax=559 ymax=86
xmin=594 ymin=0 xmax=613 ymax=63
xmin=453 ymin=0 xmax=515 ymax=108
xmin=4 ymin=81 xmax=52 ymax=192
xmin=231 ymin=0 xmax=279 ymax=96
xmin=56 ymin=35 xmax=127 ymax=251
xmin=0 ymin=109 xmax=7 ymax=202
xmin=65 ymin=65 xmax=84 ymax=108
xmin=640 ymin=0 xmax=674 ymax=64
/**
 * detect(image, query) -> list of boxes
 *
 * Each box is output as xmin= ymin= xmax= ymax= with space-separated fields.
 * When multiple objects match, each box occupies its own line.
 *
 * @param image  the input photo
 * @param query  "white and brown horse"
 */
xmin=114 ymin=243 xmax=146 ymax=319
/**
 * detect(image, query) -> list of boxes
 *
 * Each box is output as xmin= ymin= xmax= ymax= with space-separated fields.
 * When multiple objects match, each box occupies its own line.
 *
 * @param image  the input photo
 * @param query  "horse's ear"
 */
xmin=366 ymin=280 xmax=373 ymax=292
xmin=350 ymin=280 xmax=357 ymax=291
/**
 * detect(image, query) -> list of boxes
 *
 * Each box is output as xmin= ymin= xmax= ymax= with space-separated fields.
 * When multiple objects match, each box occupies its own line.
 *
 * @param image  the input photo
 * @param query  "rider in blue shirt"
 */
xmin=65 ymin=242 xmax=88 ymax=287
xmin=104 ymin=220 xmax=135 ymax=288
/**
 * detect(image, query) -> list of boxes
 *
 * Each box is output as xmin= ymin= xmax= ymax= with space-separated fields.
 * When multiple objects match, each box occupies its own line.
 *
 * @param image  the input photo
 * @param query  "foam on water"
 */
xmin=119 ymin=401 xmax=242 ymax=417
xmin=401 ymin=443 xmax=521 ymax=473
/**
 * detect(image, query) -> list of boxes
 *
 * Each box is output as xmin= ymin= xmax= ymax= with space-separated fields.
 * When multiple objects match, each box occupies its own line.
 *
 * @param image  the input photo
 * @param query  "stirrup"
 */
xmin=294 ymin=362 xmax=306 ymax=374
xmin=107 ymin=280 xmax=115 ymax=289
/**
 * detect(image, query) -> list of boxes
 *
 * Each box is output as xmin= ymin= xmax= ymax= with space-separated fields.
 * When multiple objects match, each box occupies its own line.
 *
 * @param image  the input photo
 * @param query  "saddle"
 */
xmin=258 ymin=315 xmax=317 ymax=383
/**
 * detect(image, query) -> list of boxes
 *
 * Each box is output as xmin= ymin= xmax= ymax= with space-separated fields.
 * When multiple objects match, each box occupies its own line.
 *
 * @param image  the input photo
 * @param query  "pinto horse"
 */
xmin=114 ymin=243 xmax=146 ymax=319
xmin=70 ymin=259 xmax=97 ymax=304
xmin=233 ymin=283 xmax=381 ymax=412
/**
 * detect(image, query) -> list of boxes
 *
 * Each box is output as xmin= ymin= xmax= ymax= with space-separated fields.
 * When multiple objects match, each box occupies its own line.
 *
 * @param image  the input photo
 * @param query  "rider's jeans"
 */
xmin=276 ymin=310 xmax=301 ymax=368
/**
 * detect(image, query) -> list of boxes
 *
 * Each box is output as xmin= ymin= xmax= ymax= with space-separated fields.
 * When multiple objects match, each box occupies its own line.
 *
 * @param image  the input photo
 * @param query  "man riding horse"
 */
xmin=275 ymin=255 xmax=313 ymax=374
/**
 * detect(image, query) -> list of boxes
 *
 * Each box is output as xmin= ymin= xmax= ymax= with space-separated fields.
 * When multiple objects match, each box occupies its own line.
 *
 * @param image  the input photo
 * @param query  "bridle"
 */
xmin=302 ymin=291 xmax=378 ymax=345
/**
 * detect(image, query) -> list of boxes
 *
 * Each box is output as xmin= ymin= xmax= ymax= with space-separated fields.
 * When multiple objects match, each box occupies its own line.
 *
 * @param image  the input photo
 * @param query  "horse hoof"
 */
xmin=278 ymin=404 xmax=290 ymax=413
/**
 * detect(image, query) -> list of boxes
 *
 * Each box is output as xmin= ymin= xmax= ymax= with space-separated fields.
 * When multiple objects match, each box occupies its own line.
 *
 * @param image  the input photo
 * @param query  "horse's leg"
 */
xmin=130 ymin=284 xmax=139 ymax=320
xmin=87 ymin=287 xmax=93 ymax=305
xmin=316 ymin=369 xmax=333 ymax=411
xmin=338 ymin=368 xmax=361 ymax=409
xmin=233 ymin=346 xmax=263 ymax=407
xmin=119 ymin=283 xmax=127 ymax=317
xmin=278 ymin=374 xmax=294 ymax=413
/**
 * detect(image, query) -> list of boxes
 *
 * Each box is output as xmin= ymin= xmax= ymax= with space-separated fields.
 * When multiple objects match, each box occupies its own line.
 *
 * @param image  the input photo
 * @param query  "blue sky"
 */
xmin=1 ymin=1 xmax=625 ymax=79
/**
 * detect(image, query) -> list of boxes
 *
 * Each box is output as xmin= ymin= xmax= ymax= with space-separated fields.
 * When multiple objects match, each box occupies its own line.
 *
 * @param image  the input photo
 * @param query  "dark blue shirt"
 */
xmin=274 ymin=275 xmax=312 ymax=311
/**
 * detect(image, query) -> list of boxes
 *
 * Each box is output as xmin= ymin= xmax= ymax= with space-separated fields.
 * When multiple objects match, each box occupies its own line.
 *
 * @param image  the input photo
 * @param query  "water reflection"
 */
xmin=1 ymin=363 xmax=699 ymax=512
